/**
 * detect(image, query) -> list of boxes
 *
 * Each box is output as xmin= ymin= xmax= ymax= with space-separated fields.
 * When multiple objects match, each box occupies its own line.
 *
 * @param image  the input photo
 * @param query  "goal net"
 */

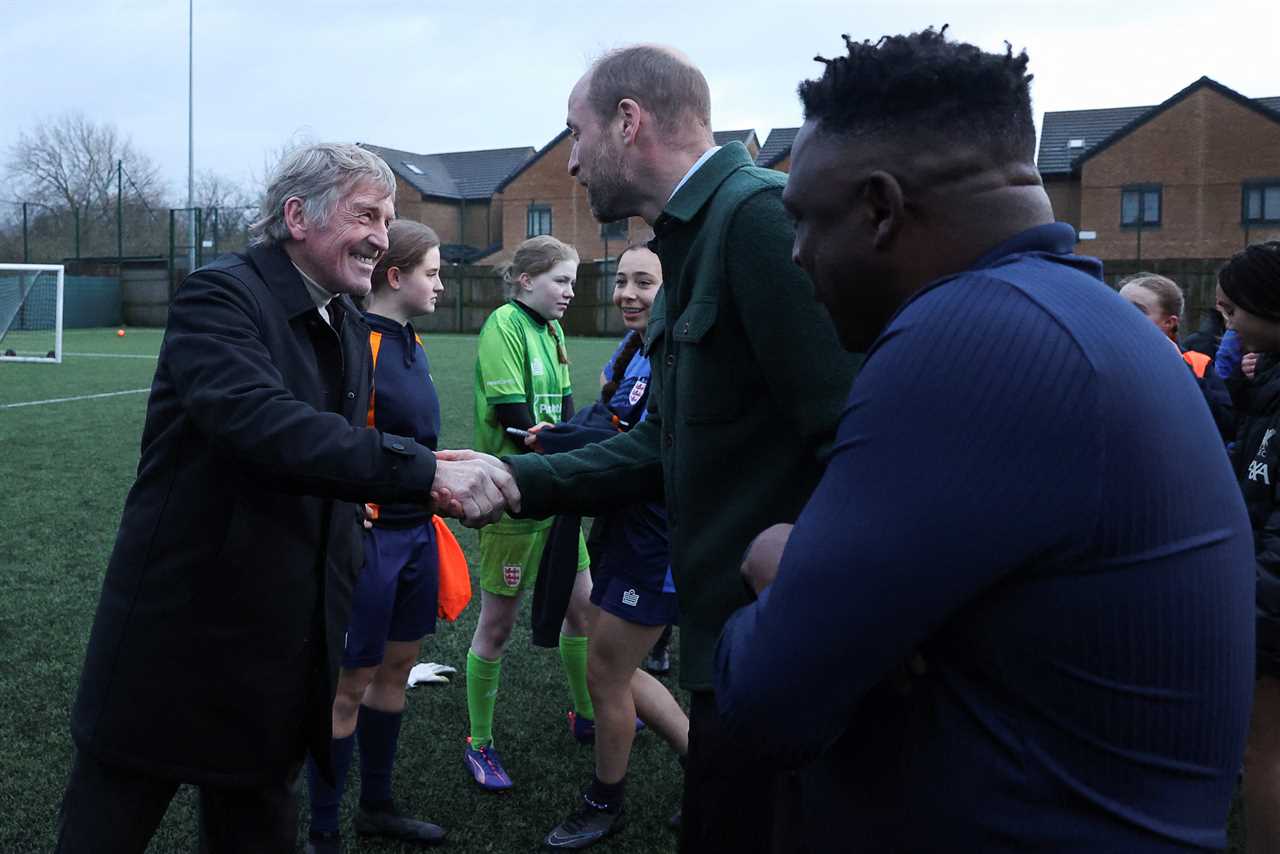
xmin=0 ymin=264 xmax=64 ymax=363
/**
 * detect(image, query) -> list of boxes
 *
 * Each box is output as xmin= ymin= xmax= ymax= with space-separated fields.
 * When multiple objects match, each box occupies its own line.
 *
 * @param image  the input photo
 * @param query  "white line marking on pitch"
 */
xmin=65 ymin=352 xmax=158 ymax=359
xmin=0 ymin=388 xmax=150 ymax=409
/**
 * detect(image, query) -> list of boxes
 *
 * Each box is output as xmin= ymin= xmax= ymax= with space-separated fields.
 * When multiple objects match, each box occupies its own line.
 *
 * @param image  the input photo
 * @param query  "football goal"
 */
xmin=0 ymin=264 xmax=64 ymax=363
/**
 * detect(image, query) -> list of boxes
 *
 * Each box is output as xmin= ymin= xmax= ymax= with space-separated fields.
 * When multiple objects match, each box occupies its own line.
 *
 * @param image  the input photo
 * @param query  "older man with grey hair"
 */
xmin=56 ymin=143 xmax=516 ymax=853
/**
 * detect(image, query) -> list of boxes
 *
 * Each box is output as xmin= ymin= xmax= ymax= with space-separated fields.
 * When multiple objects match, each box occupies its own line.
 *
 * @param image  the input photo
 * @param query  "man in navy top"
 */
xmin=714 ymin=28 xmax=1255 ymax=852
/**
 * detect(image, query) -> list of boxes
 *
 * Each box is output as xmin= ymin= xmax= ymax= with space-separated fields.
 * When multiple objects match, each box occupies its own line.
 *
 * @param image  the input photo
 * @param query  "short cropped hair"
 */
xmin=1118 ymin=272 xmax=1184 ymax=318
xmin=250 ymin=143 xmax=395 ymax=248
xmin=798 ymin=26 xmax=1036 ymax=163
xmin=588 ymin=46 xmax=711 ymax=135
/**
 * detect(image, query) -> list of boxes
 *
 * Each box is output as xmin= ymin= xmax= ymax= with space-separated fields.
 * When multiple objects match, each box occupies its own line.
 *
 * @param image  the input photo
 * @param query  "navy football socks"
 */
xmin=307 ymin=733 xmax=355 ymax=835
xmin=357 ymin=704 xmax=402 ymax=810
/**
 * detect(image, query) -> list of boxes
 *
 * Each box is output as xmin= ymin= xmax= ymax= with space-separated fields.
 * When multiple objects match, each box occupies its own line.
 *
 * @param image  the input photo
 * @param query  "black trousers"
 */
xmin=55 ymin=749 xmax=300 ymax=854
xmin=680 ymin=690 xmax=801 ymax=854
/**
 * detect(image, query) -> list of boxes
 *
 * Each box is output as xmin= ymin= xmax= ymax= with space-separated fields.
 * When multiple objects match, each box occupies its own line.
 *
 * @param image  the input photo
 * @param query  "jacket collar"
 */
xmin=653 ymin=142 xmax=754 ymax=236
xmin=247 ymin=243 xmax=321 ymax=321
xmin=511 ymin=298 xmax=550 ymax=326
xmin=968 ymin=223 xmax=1089 ymax=274
xmin=245 ymin=242 xmax=369 ymax=328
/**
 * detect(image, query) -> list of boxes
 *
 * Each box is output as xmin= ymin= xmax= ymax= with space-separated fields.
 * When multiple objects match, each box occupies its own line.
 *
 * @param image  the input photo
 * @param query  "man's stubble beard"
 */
xmin=585 ymin=140 xmax=639 ymax=224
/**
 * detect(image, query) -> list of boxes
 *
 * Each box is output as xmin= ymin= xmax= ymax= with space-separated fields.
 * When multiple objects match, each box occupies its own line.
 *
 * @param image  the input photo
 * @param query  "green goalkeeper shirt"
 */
xmin=474 ymin=300 xmax=572 ymax=533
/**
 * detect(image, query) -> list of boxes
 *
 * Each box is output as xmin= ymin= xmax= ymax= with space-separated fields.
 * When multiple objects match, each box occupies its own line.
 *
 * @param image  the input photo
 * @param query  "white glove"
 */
xmin=406 ymin=661 xmax=458 ymax=688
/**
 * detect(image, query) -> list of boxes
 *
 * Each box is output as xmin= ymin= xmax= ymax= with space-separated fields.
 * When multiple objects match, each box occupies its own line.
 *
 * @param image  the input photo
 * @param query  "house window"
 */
xmin=600 ymin=219 xmax=628 ymax=240
xmin=1243 ymin=182 xmax=1280 ymax=224
xmin=527 ymin=204 xmax=552 ymax=237
xmin=1121 ymin=185 xmax=1161 ymax=227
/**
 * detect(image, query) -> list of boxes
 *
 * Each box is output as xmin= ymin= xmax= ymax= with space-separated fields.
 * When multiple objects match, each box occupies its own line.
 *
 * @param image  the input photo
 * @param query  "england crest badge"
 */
xmin=503 ymin=564 xmax=522 ymax=587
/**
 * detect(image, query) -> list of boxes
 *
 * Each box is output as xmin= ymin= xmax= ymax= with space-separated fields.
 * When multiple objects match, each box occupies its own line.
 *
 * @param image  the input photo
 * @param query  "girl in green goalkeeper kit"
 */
xmin=463 ymin=235 xmax=594 ymax=790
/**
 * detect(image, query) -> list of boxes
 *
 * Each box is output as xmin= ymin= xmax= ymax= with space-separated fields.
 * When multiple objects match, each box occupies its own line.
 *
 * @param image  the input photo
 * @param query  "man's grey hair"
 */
xmin=249 ymin=143 xmax=395 ymax=248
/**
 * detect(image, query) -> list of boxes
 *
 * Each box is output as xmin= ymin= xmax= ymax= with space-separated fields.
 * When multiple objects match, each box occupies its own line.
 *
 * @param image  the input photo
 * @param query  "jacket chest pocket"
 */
xmin=671 ymin=300 xmax=744 ymax=424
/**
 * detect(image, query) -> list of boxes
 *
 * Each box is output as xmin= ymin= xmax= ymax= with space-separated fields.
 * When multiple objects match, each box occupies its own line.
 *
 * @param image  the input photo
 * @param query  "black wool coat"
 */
xmin=70 ymin=244 xmax=437 ymax=786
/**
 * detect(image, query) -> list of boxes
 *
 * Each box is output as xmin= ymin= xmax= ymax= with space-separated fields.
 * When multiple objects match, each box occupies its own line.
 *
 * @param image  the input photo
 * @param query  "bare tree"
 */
xmin=5 ymin=112 xmax=168 ymax=260
xmin=192 ymin=170 xmax=258 ymax=255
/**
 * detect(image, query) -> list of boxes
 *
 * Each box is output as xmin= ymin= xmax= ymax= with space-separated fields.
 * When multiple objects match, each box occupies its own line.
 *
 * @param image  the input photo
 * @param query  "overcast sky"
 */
xmin=3 ymin=0 xmax=1277 ymax=203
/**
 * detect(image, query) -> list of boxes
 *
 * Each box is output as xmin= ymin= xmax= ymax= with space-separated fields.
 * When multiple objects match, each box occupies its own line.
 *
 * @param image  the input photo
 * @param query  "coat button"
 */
xmin=682 ymin=322 xmax=690 ymax=334
xmin=346 ymin=391 xmax=355 ymax=399
xmin=663 ymin=433 xmax=673 ymax=448
xmin=666 ymin=354 xmax=675 ymax=366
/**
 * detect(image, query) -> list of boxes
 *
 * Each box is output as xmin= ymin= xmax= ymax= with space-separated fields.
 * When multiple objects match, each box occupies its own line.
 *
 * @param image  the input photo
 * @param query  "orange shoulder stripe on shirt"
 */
xmin=367 ymin=331 xmax=382 ymax=428
xmin=366 ymin=330 xmax=383 ymax=520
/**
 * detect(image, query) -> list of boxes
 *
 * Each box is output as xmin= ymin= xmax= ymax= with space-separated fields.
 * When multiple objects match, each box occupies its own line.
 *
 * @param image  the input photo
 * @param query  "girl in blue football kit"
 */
xmin=305 ymin=220 xmax=448 ymax=853
xmin=537 ymin=244 xmax=689 ymax=848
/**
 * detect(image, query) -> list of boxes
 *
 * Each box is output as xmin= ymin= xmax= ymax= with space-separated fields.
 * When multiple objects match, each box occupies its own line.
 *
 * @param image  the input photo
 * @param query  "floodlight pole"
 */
xmin=187 ymin=0 xmax=196 ymax=274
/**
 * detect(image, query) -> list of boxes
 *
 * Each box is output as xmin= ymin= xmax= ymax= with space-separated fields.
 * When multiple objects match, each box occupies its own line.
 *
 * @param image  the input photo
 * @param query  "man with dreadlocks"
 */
xmin=714 ymin=28 xmax=1254 ymax=851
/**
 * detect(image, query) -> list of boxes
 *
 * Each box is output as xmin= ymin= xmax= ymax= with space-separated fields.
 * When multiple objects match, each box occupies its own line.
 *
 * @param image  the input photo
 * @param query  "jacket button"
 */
xmin=666 ymin=354 xmax=675 ymax=366
xmin=682 ymin=322 xmax=690 ymax=334
xmin=346 ymin=391 xmax=355 ymax=399
xmin=663 ymin=433 xmax=673 ymax=448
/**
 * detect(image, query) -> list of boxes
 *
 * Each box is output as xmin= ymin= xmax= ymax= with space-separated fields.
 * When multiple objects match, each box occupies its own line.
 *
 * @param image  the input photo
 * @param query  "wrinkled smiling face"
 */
xmin=290 ymin=180 xmax=394 ymax=297
xmin=567 ymin=76 xmax=634 ymax=224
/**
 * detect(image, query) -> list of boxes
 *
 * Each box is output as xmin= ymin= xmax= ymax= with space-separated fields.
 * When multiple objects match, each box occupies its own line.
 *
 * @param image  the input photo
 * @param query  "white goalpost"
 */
xmin=0 ymin=263 xmax=64 ymax=364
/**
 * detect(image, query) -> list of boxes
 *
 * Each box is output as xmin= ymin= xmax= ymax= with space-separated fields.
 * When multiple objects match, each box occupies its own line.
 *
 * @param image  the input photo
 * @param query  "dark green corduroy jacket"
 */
xmin=507 ymin=142 xmax=858 ymax=689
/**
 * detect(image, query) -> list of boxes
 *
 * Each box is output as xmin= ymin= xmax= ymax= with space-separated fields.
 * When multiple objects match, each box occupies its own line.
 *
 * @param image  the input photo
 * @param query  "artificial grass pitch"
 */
xmin=0 ymin=328 xmax=684 ymax=853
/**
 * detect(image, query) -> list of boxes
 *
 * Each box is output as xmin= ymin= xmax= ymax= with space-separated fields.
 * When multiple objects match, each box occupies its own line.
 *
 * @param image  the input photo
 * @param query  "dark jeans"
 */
xmin=680 ymin=690 xmax=800 ymax=854
xmin=55 ymin=749 xmax=300 ymax=854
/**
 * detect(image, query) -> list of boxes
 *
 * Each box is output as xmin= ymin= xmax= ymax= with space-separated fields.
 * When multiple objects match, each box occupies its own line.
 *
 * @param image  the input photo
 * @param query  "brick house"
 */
xmin=358 ymin=142 xmax=534 ymax=262
xmin=490 ymin=129 xmax=760 ymax=265
xmin=1038 ymin=77 xmax=1280 ymax=263
xmin=756 ymin=127 xmax=798 ymax=172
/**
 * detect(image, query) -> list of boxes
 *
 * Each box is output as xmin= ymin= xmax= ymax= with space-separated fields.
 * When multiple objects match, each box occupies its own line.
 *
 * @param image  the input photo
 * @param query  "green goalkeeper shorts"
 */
xmin=477 ymin=526 xmax=590 ymax=597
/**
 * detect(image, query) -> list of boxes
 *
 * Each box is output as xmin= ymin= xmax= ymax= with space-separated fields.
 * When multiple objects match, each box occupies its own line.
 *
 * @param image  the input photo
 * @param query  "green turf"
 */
xmin=0 ymin=328 xmax=1251 ymax=852
xmin=0 ymin=328 xmax=684 ymax=853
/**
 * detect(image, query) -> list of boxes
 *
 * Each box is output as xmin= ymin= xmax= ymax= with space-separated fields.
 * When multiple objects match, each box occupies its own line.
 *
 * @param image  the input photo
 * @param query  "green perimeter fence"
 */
xmin=9 ymin=255 xmax=1236 ymax=339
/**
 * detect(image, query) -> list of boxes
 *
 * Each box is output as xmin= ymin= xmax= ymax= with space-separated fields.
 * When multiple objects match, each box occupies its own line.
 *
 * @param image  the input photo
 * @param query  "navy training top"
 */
xmin=595 ymin=333 xmax=673 ymax=589
xmin=714 ymin=223 xmax=1255 ymax=851
xmin=365 ymin=312 xmax=441 ymax=527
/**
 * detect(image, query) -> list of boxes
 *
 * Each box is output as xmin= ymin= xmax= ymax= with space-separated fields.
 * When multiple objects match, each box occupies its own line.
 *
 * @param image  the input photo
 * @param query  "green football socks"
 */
xmin=559 ymin=633 xmax=595 ymax=720
xmin=466 ymin=649 xmax=503 ymax=747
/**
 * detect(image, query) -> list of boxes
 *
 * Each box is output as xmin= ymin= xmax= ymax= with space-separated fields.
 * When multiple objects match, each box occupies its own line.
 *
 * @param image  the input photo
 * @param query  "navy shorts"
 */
xmin=343 ymin=523 xmax=439 ymax=668
xmin=590 ymin=560 xmax=679 ymax=627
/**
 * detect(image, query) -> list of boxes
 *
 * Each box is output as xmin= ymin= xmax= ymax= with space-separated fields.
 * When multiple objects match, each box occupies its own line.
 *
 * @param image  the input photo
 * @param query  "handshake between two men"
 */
xmin=429 ymin=449 xmax=521 ymax=527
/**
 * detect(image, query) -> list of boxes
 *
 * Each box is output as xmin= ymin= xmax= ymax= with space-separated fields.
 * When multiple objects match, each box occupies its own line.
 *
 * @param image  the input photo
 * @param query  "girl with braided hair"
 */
xmin=537 ymin=243 xmax=689 ymax=848
xmin=463 ymin=235 xmax=595 ymax=792
xmin=1217 ymin=241 xmax=1280 ymax=853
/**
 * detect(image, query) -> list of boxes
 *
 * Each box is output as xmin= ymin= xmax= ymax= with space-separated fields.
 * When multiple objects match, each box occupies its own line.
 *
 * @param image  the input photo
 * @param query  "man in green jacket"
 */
xmin=502 ymin=46 xmax=856 ymax=852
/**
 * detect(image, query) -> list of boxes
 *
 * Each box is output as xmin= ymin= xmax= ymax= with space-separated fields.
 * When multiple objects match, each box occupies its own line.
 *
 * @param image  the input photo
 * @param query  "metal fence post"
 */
xmin=195 ymin=207 xmax=204 ymax=267
xmin=168 ymin=208 xmax=176 ymax=293
xmin=22 ymin=202 xmax=29 ymax=263
xmin=116 ymin=160 xmax=124 ymax=267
